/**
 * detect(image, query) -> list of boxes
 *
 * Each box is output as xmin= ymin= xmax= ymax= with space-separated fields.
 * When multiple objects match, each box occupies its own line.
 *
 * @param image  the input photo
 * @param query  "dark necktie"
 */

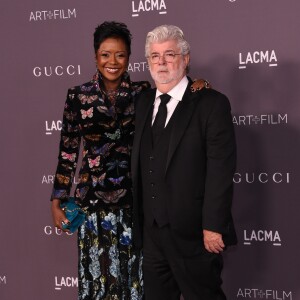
xmin=152 ymin=94 xmax=171 ymax=145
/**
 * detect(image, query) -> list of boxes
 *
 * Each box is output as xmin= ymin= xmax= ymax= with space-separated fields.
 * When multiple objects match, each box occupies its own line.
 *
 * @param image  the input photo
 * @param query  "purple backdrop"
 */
xmin=1 ymin=0 xmax=299 ymax=299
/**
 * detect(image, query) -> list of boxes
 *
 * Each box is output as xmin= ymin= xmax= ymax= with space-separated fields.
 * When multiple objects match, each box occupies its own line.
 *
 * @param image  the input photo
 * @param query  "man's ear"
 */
xmin=184 ymin=54 xmax=190 ymax=68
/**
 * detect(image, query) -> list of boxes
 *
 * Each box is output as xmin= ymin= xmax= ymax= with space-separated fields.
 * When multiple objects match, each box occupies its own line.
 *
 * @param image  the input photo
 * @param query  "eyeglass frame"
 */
xmin=147 ymin=51 xmax=183 ymax=64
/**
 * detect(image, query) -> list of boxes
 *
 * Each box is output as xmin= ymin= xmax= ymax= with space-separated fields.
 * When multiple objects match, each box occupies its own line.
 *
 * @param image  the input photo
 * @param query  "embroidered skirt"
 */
xmin=78 ymin=207 xmax=143 ymax=300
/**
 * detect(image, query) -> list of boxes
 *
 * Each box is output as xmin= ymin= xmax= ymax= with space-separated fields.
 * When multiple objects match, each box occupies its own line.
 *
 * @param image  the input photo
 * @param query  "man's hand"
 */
xmin=203 ymin=229 xmax=225 ymax=253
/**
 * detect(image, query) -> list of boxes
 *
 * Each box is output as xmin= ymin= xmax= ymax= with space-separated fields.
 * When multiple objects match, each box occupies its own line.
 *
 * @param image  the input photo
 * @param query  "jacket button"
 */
xmin=149 ymin=156 xmax=154 ymax=160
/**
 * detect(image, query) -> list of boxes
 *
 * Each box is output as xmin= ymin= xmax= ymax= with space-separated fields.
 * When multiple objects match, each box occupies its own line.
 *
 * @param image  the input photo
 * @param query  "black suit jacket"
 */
xmin=131 ymin=78 xmax=237 ymax=249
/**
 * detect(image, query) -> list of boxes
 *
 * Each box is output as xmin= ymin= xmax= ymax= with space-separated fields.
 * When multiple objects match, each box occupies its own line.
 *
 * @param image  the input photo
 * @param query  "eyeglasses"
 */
xmin=148 ymin=52 xmax=182 ymax=64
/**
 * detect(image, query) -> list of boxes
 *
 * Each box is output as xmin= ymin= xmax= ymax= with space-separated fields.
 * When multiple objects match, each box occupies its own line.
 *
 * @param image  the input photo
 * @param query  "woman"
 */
xmin=51 ymin=21 xmax=208 ymax=299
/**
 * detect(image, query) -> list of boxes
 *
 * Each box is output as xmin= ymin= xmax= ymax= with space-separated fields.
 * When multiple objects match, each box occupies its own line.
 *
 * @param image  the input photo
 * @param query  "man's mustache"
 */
xmin=156 ymin=67 xmax=169 ymax=72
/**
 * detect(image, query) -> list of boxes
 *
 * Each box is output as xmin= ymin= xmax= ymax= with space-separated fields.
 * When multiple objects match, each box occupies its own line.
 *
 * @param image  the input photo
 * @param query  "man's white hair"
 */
xmin=145 ymin=25 xmax=190 ymax=57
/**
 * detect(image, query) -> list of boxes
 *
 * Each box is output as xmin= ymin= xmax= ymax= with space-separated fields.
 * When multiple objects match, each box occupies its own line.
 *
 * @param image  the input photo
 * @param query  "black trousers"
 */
xmin=143 ymin=223 xmax=227 ymax=300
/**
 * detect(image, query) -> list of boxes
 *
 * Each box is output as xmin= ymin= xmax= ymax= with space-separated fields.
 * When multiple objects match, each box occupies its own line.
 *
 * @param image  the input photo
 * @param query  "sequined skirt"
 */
xmin=78 ymin=207 xmax=143 ymax=300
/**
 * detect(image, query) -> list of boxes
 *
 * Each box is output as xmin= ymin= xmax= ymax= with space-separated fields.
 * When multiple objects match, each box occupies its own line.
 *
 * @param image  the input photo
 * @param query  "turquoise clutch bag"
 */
xmin=60 ymin=197 xmax=86 ymax=233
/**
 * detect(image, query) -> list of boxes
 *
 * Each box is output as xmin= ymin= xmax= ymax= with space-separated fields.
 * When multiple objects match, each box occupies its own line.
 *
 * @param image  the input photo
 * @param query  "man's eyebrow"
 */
xmin=150 ymin=50 xmax=175 ymax=54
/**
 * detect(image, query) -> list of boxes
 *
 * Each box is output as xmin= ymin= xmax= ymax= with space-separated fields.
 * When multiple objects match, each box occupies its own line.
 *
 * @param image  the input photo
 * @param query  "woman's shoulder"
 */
xmin=67 ymin=74 xmax=99 ymax=94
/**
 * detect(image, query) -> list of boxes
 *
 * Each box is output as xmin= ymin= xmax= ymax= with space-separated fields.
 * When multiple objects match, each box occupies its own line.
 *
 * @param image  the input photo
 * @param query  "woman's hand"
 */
xmin=191 ymin=79 xmax=211 ymax=92
xmin=51 ymin=199 xmax=70 ymax=231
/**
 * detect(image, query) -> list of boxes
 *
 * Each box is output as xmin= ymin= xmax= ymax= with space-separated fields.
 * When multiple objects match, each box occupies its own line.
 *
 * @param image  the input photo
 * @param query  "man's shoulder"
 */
xmin=188 ymin=88 xmax=232 ymax=120
xmin=135 ymin=86 xmax=156 ymax=105
xmin=193 ymin=87 xmax=228 ymax=101
xmin=192 ymin=87 xmax=231 ymax=109
xmin=135 ymin=84 xmax=155 ymax=96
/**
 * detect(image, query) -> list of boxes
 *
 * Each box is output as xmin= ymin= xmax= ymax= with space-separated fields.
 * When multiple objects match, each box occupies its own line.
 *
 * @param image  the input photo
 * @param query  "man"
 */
xmin=131 ymin=25 xmax=237 ymax=300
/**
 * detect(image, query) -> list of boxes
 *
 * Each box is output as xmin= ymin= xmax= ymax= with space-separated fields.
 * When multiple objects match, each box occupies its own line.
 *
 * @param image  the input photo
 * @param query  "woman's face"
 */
xmin=96 ymin=37 xmax=129 ymax=90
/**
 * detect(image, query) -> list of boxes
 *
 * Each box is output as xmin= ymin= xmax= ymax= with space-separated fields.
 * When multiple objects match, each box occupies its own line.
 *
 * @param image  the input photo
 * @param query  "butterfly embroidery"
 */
xmin=120 ymin=117 xmax=132 ymax=127
xmin=88 ymin=156 xmax=101 ymax=168
xmin=80 ymin=85 xmax=93 ymax=92
xmin=65 ymin=123 xmax=79 ymax=133
xmin=82 ymin=122 xmax=94 ymax=128
xmin=68 ymin=93 xmax=75 ymax=99
xmin=61 ymin=163 xmax=73 ymax=170
xmin=64 ymin=111 xmax=77 ymax=121
xmin=90 ymin=167 xmax=103 ymax=173
xmin=62 ymin=137 xmax=79 ymax=148
xmin=76 ymin=186 xmax=89 ymax=199
xmin=52 ymin=189 xmax=68 ymax=199
xmin=108 ymin=176 xmax=125 ymax=186
xmin=61 ymin=151 xmax=76 ymax=162
xmin=97 ymin=97 xmax=105 ymax=104
xmin=106 ymin=160 xmax=128 ymax=171
xmin=120 ymin=81 xmax=130 ymax=88
xmin=119 ymin=91 xmax=129 ymax=97
xmin=81 ymin=107 xmax=93 ymax=119
xmin=85 ymin=134 xmax=101 ymax=141
xmin=98 ymin=120 xmax=116 ymax=129
xmin=78 ymin=94 xmax=98 ymax=104
xmin=79 ymin=173 xmax=89 ymax=183
xmin=91 ymin=173 xmax=106 ymax=187
xmin=115 ymin=146 xmax=130 ymax=154
xmin=97 ymin=105 xmax=116 ymax=117
xmin=56 ymin=174 xmax=70 ymax=185
xmin=91 ymin=143 xmax=114 ymax=156
xmin=123 ymin=103 xmax=134 ymax=115
xmin=94 ymin=189 xmax=127 ymax=204
xmin=105 ymin=129 xmax=121 ymax=140
xmin=89 ymin=199 xmax=99 ymax=206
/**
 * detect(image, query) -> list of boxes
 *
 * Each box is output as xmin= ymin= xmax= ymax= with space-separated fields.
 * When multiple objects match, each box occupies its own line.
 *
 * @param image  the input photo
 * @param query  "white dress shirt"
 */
xmin=152 ymin=76 xmax=189 ymax=127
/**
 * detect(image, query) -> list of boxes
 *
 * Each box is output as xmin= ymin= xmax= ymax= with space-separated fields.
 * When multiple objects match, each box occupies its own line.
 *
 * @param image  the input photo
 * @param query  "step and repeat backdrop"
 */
xmin=1 ymin=0 xmax=299 ymax=299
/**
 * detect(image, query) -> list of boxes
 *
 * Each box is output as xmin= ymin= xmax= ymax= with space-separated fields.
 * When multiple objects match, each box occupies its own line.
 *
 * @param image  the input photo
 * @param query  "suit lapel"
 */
xmin=165 ymin=83 xmax=198 ymax=174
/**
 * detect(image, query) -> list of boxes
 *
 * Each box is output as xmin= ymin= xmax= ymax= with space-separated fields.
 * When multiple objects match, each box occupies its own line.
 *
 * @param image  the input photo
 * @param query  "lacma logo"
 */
xmin=131 ymin=0 xmax=167 ymax=17
xmin=239 ymin=50 xmax=278 ymax=69
xmin=55 ymin=276 xmax=78 ymax=290
xmin=0 ymin=275 xmax=7 ymax=284
xmin=45 ymin=120 xmax=62 ymax=135
xmin=243 ymin=230 xmax=282 ymax=246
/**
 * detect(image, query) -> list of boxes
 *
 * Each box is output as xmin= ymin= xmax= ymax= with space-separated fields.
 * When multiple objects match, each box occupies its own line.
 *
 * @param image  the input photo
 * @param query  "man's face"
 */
xmin=147 ymin=39 xmax=189 ymax=88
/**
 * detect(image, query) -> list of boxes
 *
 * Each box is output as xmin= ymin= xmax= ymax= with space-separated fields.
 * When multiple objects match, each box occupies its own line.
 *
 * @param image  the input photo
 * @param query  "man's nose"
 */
xmin=158 ymin=54 xmax=167 ymax=64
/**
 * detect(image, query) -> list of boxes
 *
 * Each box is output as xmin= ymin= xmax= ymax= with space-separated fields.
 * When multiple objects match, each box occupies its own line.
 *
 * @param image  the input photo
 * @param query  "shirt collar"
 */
xmin=155 ymin=76 xmax=188 ymax=102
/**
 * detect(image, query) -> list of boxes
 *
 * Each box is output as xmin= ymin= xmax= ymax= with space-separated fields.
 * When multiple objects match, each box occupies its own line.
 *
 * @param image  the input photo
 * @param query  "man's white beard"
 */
xmin=150 ymin=61 xmax=186 ymax=85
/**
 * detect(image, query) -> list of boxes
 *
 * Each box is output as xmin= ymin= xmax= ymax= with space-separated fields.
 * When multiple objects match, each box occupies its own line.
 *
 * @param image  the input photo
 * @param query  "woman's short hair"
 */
xmin=94 ymin=21 xmax=132 ymax=56
xmin=145 ymin=25 xmax=190 ymax=57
